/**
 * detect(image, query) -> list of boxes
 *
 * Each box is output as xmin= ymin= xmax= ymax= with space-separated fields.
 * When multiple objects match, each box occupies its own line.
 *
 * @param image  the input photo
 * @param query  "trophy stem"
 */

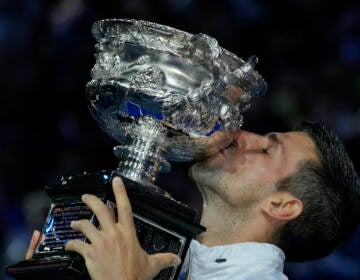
xmin=113 ymin=116 xmax=170 ymax=188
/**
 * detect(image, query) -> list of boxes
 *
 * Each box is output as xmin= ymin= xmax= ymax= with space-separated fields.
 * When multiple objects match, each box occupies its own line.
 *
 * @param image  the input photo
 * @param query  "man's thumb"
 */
xmin=151 ymin=252 xmax=181 ymax=271
xmin=25 ymin=230 xmax=40 ymax=260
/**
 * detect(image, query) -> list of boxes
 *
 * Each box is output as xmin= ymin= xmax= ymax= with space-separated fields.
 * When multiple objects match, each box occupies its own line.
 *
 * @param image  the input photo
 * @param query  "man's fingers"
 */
xmin=112 ymin=177 xmax=135 ymax=230
xmin=65 ymin=239 xmax=89 ymax=256
xmin=82 ymin=194 xmax=115 ymax=232
xmin=25 ymin=230 xmax=40 ymax=260
xmin=149 ymin=253 xmax=181 ymax=274
xmin=70 ymin=219 xmax=100 ymax=243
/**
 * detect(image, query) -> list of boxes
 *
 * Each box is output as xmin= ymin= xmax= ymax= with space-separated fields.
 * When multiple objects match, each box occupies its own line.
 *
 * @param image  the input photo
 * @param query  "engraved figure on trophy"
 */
xmin=7 ymin=19 xmax=267 ymax=280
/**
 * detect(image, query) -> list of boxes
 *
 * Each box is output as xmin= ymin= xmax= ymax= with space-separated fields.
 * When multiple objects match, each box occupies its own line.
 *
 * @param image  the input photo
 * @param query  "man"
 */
xmin=26 ymin=121 xmax=360 ymax=279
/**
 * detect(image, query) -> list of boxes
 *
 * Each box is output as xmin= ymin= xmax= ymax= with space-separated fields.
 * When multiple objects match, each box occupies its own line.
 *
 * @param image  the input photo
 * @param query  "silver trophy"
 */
xmin=7 ymin=19 xmax=267 ymax=280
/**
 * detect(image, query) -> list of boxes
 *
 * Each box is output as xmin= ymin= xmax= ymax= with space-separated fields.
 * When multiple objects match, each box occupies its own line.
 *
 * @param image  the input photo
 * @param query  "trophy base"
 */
xmin=7 ymin=171 xmax=205 ymax=280
xmin=7 ymin=254 xmax=88 ymax=280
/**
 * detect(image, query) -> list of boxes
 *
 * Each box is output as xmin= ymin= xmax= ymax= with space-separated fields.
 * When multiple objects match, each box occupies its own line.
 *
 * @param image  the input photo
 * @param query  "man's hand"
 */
xmin=25 ymin=230 xmax=41 ymax=260
xmin=65 ymin=177 xmax=181 ymax=280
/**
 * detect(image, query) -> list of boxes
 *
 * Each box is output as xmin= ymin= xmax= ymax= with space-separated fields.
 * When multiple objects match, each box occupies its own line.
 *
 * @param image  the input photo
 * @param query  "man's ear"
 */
xmin=260 ymin=191 xmax=303 ymax=222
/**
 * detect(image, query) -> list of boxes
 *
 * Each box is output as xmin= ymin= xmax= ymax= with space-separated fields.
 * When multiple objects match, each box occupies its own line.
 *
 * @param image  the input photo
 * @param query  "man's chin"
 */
xmin=189 ymin=160 xmax=218 ymax=184
xmin=188 ymin=162 xmax=199 ymax=182
xmin=190 ymin=152 xmax=223 ymax=173
xmin=199 ymin=152 xmax=226 ymax=169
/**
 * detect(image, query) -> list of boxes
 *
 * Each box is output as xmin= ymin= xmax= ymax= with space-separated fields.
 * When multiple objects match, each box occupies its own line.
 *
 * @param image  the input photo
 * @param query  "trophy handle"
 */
xmin=186 ymin=33 xmax=221 ymax=80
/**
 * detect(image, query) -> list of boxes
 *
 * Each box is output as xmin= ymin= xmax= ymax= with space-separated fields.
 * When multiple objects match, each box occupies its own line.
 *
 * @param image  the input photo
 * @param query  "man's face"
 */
xmin=190 ymin=130 xmax=319 ymax=207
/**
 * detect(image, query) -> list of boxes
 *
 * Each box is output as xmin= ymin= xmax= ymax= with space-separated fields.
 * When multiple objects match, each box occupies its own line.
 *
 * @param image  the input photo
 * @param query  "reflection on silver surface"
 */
xmin=35 ymin=201 xmax=92 ymax=254
xmin=86 ymin=19 xmax=267 ymax=186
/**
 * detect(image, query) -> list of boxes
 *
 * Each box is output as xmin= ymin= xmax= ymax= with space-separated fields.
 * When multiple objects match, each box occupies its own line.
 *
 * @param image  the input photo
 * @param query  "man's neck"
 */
xmin=197 ymin=199 xmax=272 ymax=247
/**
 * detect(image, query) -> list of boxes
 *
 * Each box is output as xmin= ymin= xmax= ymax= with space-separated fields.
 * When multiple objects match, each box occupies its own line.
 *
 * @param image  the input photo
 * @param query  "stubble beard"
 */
xmin=189 ymin=161 xmax=228 ymax=204
xmin=189 ymin=160 xmax=265 ymax=212
xmin=189 ymin=161 xmax=252 ymax=237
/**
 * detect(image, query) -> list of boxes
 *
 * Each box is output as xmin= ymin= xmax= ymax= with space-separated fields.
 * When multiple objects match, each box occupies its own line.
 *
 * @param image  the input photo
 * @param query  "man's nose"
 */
xmin=233 ymin=130 xmax=267 ymax=150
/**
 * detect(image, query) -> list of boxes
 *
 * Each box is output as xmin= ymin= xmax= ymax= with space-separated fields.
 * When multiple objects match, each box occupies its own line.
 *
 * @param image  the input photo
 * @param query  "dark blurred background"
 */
xmin=0 ymin=0 xmax=359 ymax=279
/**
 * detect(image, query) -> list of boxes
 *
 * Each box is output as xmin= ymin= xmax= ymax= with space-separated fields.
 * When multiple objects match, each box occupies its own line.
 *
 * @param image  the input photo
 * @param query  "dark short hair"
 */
xmin=276 ymin=121 xmax=360 ymax=261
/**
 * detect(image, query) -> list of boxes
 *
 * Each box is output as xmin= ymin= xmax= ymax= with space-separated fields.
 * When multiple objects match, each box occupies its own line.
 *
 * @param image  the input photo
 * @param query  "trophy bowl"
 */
xmin=86 ymin=18 xmax=267 ymax=187
xmin=7 ymin=18 xmax=267 ymax=280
